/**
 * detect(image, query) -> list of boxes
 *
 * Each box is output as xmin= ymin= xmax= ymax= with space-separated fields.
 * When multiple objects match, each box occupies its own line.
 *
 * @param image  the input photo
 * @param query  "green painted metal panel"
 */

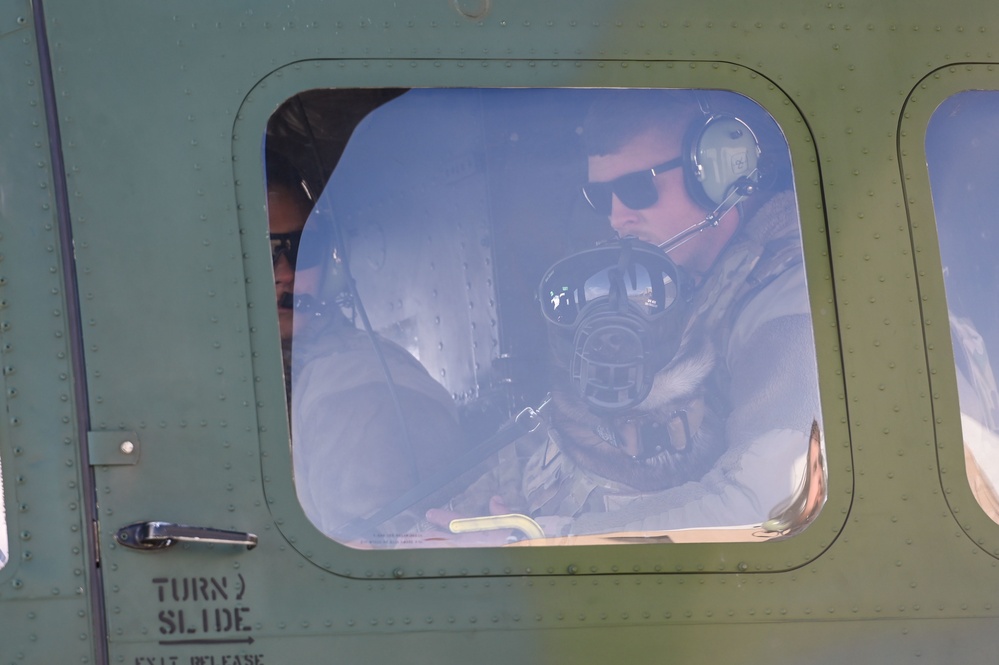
xmin=2 ymin=0 xmax=999 ymax=663
xmin=0 ymin=4 xmax=98 ymax=663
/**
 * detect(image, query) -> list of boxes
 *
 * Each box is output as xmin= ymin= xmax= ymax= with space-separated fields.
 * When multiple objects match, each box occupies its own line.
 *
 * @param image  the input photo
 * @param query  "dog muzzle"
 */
xmin=539 ymin=238 xmax=690 ymax=414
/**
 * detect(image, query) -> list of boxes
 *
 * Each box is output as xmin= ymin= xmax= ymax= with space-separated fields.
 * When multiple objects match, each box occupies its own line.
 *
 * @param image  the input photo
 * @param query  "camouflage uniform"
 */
xmin=448 ymin=191 xmax=822 ymax=536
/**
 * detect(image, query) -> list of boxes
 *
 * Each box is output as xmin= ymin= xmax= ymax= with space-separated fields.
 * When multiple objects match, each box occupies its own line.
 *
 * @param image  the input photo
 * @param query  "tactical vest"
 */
xmin=520 ymin=192 xmax=805 ymax=529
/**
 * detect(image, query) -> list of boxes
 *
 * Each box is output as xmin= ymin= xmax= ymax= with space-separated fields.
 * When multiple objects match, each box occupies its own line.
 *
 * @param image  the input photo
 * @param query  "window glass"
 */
xmin=927 ymin=92 xmax=999 ymax=521
xmin=265 ymin=88 xmax=825 ymax=548
xmin=0 ymin=457 xmax=6 ymax=567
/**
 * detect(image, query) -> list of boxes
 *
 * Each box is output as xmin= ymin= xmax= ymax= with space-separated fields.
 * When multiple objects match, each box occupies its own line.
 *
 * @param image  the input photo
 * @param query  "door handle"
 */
xmin=115 ymin=521 xmax=258 ymax=551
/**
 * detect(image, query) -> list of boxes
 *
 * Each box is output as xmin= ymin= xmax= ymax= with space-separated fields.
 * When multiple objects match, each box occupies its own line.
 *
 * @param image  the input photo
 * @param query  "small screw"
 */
xmin=120 ymin=441 xmax=135 ymax=455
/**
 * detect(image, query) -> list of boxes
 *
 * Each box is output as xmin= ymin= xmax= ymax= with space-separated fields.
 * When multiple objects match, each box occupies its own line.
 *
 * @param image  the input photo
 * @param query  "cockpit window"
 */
xmin=264 ymin=88 xmax=825 ymax=548
xmin=0 ymin=458 xmax=7 ymax=568
xmin=927 ymin=92 xmax=999 ymax=522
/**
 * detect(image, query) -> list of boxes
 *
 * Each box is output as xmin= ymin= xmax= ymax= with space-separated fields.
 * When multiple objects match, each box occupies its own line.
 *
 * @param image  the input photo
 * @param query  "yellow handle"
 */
xmin=448 ymin=513 xmax=546 ymax=540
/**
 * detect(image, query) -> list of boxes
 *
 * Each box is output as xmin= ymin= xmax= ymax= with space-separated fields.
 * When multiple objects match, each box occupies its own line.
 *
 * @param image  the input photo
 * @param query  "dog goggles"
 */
xmin=539 ymin=240 xmax=682 ymax=327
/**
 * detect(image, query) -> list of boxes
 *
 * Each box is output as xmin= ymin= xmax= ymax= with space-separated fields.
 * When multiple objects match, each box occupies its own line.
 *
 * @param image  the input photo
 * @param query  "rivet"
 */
xmin=120 ymin=441 xmax=135 ymax=455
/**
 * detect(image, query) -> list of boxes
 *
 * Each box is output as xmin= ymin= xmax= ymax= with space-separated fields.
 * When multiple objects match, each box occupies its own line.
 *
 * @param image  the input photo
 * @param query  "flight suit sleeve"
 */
xmin=292 ymin=334 xmax=464 ymax=540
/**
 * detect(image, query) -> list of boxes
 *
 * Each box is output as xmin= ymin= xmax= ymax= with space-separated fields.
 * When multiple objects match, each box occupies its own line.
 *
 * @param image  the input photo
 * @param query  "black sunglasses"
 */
xmin=270 ymin=230 xmax=302 ymax=268
xmin=582 ymin=156 xmax=684 ymax=216
xmin=270 ymin=230 xmax=324 ymax=270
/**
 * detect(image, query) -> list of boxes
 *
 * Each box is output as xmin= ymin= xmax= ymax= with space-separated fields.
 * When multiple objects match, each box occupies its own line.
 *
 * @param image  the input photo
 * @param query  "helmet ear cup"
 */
xmin=684 ymin=114 xmax=762 ymax=210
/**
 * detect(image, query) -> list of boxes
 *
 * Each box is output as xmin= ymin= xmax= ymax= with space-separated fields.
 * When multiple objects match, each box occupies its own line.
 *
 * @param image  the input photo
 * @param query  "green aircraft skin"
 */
xmin=0 ymin=1 xmax=997 ymax=663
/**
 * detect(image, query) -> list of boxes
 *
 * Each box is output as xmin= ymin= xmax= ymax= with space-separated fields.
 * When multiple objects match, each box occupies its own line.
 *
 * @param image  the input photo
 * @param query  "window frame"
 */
xmin=903 ymin=67 xmax=999 ymax=559
xmin=234 ymin=58 xmax=848 ymax=579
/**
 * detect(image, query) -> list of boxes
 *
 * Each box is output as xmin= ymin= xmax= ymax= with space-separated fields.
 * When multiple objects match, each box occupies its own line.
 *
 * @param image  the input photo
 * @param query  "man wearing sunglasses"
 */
xmin=268 ymin=168 xmax=318 ymax=356
xmin=265 ymin=151 xmax=463 ymax=544
xmin=584 ymin=121 xmax=738 ymax=279
xmin=427 ymin=90 xmax=822 ymax=544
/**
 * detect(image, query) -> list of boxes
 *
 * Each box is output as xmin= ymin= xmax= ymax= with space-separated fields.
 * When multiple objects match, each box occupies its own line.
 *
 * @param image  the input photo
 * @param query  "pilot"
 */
xmin=427 ymin=90 xmax=823 ymax=541
xmin=265 ymin=150 xmax=464 ymax=543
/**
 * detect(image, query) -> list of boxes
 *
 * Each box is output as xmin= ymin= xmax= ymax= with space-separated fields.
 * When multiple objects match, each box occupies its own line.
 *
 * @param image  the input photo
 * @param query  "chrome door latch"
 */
xmin=115 ymin=521 xmax=258 ymax=551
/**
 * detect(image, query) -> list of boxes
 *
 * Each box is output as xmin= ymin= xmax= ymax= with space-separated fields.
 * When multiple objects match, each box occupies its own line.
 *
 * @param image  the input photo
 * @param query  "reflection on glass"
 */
xmin=927 ymin=93 xmax=999 ymax=522
xmin=269 ymin=88 xmax=825 ymax=548
xmin=0 ymin=458 xmax=6 ymax=568
xmin=540 ymin=241 xmax=681 ymax=325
